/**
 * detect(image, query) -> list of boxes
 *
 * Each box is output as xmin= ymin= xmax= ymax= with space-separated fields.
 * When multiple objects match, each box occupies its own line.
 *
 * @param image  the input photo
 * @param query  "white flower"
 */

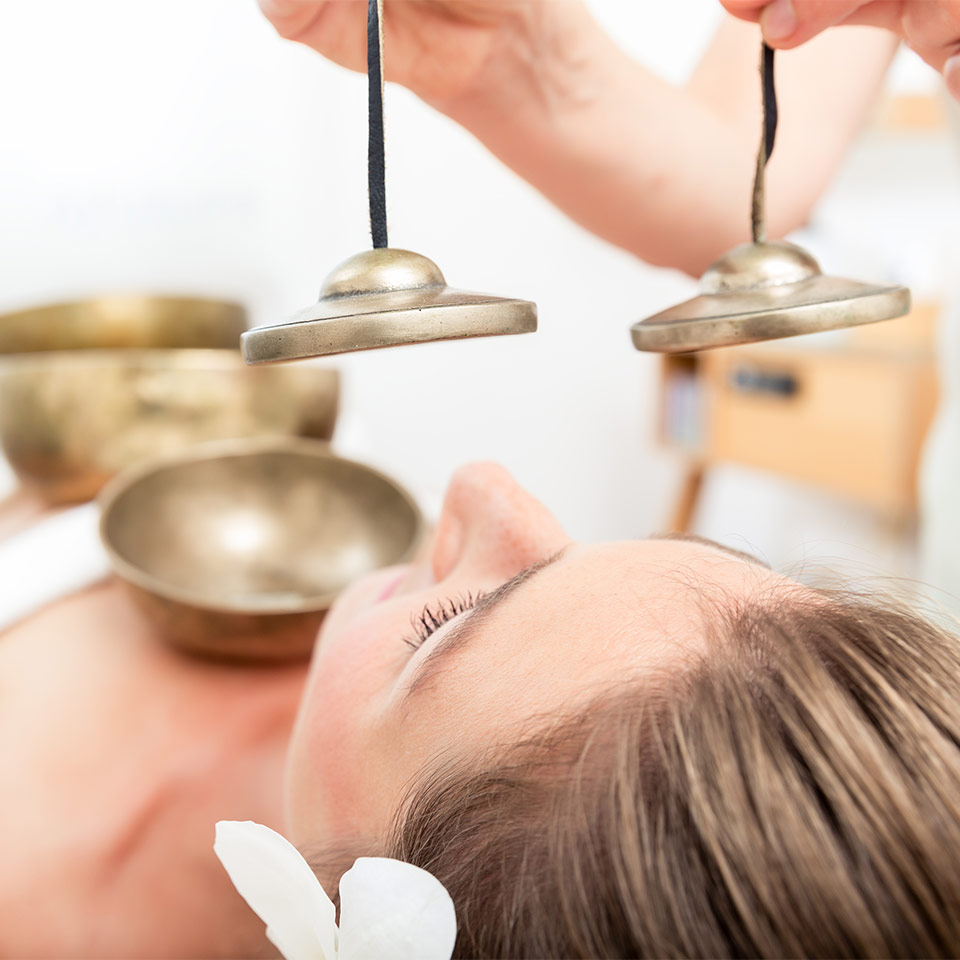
xmin=214 ymin=820 xmax=457 ymax=960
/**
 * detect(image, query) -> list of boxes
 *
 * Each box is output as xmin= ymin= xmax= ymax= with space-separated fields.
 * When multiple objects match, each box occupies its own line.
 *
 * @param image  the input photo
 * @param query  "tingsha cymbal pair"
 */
xmin=243 ymin=23 xmax=907 ymax=363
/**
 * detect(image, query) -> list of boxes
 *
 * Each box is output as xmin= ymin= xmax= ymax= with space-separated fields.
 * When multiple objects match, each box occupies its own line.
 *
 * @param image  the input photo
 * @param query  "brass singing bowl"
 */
xmin=0 ymin=351 xmax=339 ymax=503
xmin=0 ymin=295 xmax=247 ymax=353
xmin=99 ymin=439 xmax=424 ymax=662
xmin=0 ymin=297 xmax=339 ymax=503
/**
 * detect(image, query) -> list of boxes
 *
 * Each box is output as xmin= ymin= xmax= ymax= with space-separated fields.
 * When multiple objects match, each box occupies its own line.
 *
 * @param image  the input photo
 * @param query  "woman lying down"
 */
xmin=6 ymin=462 xmax=960 ymax=957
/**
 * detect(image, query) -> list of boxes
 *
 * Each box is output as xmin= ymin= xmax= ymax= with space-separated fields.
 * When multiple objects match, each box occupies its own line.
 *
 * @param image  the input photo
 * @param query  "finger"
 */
xmin=720 ymin=0 xmax=863 ymax=45
xmin=258 ymin=0 xmax=325 ymax=41
xmin=900 ymin=2 xmax=960 ymax=74
xmin=719 ymin=0 xmax=767 ymax=23
xmin=766 ymin=0 xmax=870 ymax=47
xmin=723 ymin=0 xmax=899 ymax=48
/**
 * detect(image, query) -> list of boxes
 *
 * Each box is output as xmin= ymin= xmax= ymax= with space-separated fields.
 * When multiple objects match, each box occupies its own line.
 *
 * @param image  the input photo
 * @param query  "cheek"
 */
xmin=284 ymin=613 xmax=407 ymax=845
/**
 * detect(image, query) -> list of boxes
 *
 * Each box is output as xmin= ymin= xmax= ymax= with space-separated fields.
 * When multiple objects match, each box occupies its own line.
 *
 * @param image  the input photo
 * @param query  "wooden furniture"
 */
xmin=658 ymin=304 xmax=940 ymax=531
xmin=872 ymin=94 xmax=949 ymax=133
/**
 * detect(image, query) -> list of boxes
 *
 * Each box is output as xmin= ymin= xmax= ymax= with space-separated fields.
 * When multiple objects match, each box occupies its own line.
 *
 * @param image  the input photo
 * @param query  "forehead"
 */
xmin=487 ymin=539 xmax=775 ymax=660
xmin=396 ymin=539 xmax=779 ymax=735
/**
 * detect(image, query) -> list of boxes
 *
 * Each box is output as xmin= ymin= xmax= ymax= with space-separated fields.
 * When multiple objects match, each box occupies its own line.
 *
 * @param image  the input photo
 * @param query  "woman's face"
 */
xmin=285 ymin=463 xmax=784 ymax=848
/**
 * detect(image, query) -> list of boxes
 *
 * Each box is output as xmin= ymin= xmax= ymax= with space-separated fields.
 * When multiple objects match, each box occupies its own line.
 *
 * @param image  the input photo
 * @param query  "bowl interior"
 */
xmin=102 ymin=449 xmax=421 ymax=612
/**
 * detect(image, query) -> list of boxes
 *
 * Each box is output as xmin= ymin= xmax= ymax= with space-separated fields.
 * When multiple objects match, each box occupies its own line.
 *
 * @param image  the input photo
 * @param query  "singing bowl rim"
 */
xmin=0 ymin=350 xmax=341 ymax=408
xmin=0 ymin=347 xmax=334 ymax=374
xmin=97 ymin=437 xmax=425 ymax=617
xmin=0 ymin=295 xmax=248 ymax=355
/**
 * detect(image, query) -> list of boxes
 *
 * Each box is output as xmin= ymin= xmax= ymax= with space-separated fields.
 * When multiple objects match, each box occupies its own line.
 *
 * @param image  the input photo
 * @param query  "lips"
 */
xmin=375 ymin=568 xmax=409 ymax=603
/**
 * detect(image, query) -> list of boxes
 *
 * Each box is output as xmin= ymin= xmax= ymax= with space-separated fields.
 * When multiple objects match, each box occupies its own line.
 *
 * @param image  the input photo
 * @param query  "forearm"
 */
xmin=262 ymin=2 xmax=894 ymax=276
xmin=437 ymin=9 xmax=895 ymax=277
xmin=438 ymin=9 xmax=752 ymax=276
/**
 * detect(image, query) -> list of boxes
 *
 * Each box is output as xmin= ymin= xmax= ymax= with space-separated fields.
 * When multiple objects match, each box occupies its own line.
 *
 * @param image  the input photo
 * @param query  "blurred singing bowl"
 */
xmin=0 ymin=350 xmax=339 ymax=504
xmin=0 ymin=295 xmax=247 ymax=354
xmin=99 ymin=439 xmax=424 ymax=662
xmin=0 ymin=295 xmax=339 ymax=503
xmin=0 ymin=295 xmax=248 ymax=502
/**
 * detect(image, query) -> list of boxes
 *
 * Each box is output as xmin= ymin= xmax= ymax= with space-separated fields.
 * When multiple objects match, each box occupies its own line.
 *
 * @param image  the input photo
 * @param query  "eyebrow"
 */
xmin=402 ymin=548 xmax=568 ymax=705
xmin=651 ymin=532 xmax=771 ymax=569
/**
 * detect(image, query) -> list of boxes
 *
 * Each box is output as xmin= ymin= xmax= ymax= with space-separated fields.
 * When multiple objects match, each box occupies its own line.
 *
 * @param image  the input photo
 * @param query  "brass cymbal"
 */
xmin=633 ymin=45 xmax=909 ymax=354
xmin=241 ymin=248 xmax=537 ymax=363
xmin=631 ymin=241 xmax=910 ymax=353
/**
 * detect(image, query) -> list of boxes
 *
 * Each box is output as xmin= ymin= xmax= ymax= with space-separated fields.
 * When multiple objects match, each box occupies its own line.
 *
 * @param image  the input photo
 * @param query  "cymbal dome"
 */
xmin=320 ymin=248 xmax=446 ymax=300
xmin=700 ymin=240 xmax=821 ymax=294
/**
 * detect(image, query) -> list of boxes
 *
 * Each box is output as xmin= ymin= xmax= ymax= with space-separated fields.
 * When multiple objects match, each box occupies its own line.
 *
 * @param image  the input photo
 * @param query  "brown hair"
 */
xmin=386 ymin=591 xmax=960 ymax=958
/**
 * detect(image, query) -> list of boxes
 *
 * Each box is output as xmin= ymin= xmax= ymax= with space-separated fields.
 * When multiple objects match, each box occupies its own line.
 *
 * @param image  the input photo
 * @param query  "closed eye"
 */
xmin=403 ymin=592 xmax=484 ymax=651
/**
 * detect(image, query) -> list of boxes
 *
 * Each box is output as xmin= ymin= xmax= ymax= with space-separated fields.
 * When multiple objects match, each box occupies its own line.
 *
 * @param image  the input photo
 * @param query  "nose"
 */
xmin=430 ymin=462 xmax=569 ymax=583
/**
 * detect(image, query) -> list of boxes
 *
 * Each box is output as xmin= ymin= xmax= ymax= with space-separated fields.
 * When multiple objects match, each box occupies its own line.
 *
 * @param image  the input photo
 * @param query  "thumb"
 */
xmin=722 ymin=0 xmax=890 ymax=48
xmin=760 ymin=0 xmax=865 ymax=46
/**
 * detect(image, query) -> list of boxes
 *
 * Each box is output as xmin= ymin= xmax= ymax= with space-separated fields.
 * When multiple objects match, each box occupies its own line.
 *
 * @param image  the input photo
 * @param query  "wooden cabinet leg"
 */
xmin=669 ymin=462 xmax=706 ymax=533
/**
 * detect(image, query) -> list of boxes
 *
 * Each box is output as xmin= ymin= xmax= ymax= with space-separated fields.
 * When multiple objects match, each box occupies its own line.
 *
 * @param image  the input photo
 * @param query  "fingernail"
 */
xmin=946 ymin=53 xmax=960 ymax=104
xmin=760 ymin=0 xmax=796 ymax=42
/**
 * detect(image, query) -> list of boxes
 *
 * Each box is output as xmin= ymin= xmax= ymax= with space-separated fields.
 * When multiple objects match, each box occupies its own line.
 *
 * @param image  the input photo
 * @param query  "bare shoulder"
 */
xmin=0 ymin=580 xmax=306 ymax=956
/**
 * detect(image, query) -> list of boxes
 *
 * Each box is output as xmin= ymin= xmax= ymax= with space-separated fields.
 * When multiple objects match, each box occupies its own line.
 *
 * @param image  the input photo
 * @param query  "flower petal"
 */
xmin=214 ymin=820 xmax=337 ymax=960
xmin=337 ymin=857 xmax=456 ymax=960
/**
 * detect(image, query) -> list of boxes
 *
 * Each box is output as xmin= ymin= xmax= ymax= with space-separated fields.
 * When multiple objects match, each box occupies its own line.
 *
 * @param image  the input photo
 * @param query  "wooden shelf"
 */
xmin=871 ymin=94 xmax=948 ymax=133
xmin=658 ymin=303 xmax=940 ymax=528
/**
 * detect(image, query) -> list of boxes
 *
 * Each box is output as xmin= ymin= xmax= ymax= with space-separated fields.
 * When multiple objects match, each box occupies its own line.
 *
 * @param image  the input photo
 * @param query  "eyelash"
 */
xmin=403 ymin=592 xmax=483 ymax=651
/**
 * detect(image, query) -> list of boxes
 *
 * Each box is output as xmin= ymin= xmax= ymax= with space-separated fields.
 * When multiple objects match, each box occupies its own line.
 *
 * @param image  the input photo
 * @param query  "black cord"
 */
xmin=751 ymin=42 xmax=778 ymax=243
xmin=367 ymin=0 xmax=388 ymax=249
xmin=761 ymin=43 xmax=778 ymax=162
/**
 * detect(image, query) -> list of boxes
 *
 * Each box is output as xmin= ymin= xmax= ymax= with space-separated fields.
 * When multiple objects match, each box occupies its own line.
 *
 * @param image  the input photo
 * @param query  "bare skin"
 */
xmin=260 ymin=0 xmax=897 ymax=274
xmin=0 ymin=526 xmax=307 ymax=957
xmin=723 ymin=0 xmax=960 ymax=99
xmin=0 ymin=466 xmax=793 ymax=956
xmin=286 ymin=463 xmax=794 ymax=862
